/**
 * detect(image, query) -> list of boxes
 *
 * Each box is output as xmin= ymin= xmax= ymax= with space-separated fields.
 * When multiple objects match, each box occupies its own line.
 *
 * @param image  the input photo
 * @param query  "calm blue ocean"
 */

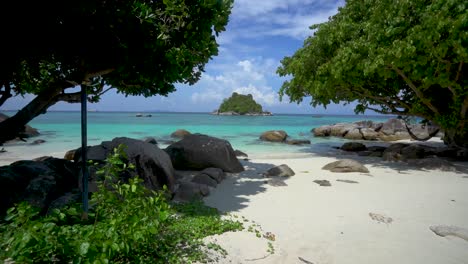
xmin=1 ymin=111 xmax=390 ymax=158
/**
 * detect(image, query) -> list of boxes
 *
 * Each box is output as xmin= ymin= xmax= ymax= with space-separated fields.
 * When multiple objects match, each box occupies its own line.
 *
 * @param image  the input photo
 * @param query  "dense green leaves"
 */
xmin=0 ymin=0 xmax=233 ymax=98
xmin=278 ymin=0 xmax=468 ymax=146
xmin=0 ymin=145 xmax=243 ymax=263
xmin=218 ymin=92 xmax=263 ymax=114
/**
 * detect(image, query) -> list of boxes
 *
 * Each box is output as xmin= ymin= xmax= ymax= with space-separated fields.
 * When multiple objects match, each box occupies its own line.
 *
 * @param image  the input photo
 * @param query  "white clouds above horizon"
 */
xmin=190 ymin=58 xmax=283 ymax=108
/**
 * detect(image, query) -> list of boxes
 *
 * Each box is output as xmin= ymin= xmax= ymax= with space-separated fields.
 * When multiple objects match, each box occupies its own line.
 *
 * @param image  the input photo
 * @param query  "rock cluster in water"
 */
xmin=312 ymin=118 xmax=442 ymax=141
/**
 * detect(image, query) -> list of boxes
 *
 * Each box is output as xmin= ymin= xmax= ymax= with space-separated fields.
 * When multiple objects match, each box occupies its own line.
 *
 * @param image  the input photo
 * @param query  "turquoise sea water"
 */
xmin=1 ymin=111 xmax=390 ymax=159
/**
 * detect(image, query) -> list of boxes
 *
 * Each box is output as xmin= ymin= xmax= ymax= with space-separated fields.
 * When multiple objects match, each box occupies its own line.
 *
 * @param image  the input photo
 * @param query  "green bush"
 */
xmin=0 ymin=145 xmax=243 ymax=263
xmin=218 ymin=92 xmax=263 ymax=114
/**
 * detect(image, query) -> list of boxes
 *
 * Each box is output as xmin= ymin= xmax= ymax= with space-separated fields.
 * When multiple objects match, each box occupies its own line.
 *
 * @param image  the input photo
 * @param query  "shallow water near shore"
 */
xmin=1 ymin=111 xmax=390 ymax=163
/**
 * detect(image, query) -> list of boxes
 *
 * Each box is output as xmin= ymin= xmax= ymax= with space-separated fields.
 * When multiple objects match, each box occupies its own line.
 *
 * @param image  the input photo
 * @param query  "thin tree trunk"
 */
xmin=0 ymin=82 xmax=72 ymax=144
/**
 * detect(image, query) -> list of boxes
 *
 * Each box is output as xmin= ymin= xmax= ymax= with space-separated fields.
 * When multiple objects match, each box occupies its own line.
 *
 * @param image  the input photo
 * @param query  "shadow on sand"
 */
xmin=204 ymin=160 xmax=290 ymax=213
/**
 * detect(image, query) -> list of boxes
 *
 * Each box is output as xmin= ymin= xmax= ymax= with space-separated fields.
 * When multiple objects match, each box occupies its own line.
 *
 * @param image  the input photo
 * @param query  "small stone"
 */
xmin=369 ymin=213 xmax=393 ymax=224
xmin=31 ymin=139 xmax=46 ymax=145
xmin=313 ymin=180 xmax=331 ymax=186
xmin=336 ymin=179 xmax=359 ymax=184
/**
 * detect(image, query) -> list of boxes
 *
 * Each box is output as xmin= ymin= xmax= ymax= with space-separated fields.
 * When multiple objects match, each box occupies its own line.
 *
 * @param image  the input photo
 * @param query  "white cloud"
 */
xmin=220 ymin=0 xmax=344 ymax=42
xmin=190 ymin=58 xmax=282 ymax=107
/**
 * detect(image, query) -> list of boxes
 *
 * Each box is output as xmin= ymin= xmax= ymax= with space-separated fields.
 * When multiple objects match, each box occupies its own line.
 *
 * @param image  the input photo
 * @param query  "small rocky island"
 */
xmin=211 ymin=92 xmax=272 ymax=116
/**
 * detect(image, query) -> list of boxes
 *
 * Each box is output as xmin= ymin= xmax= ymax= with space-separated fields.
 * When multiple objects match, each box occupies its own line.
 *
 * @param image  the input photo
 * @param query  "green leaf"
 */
xmin=80 ymin=242 xmax=90 ymax=255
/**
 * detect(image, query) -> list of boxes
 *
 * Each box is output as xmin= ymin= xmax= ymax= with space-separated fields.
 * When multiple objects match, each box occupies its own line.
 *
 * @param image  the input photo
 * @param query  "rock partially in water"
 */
xmin=234 ymin=149 xmax=248 ymax=158
xmin=143 ymin=137 xmax=158 ymax=145
xmin=171 ymin=129 xmax=191 ymax=139
xmin=341 ymin=142 xmax=367 ymax=152
xmin=285 ymin=139 xmax=311 ymax=145
xmin=259 ymin=130 xmax=288 ymax=142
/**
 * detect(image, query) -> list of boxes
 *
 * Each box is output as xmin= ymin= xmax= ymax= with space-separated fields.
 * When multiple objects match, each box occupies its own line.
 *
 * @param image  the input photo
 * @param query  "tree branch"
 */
xmin=391 ymin=65 xmax=440 ymax=115
xmin=83 ymin=68 xmax=115 ymax=84
xmin=404 ymin=122 xmax=439 ymax=141
xmin=0 ymin=83 xmax=12 ymax=107
xmin=56 ymin=92 xmax=82 ymax=103
xmin=455 ymin=61 xmax=463 ymax=82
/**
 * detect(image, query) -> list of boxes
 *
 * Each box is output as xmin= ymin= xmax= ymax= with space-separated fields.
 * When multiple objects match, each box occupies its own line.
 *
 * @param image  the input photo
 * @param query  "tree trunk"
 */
xmin=0 ymin=82 xmax=71 ymax=144
xmin=443 ymin=129 xmax=468 ymax=159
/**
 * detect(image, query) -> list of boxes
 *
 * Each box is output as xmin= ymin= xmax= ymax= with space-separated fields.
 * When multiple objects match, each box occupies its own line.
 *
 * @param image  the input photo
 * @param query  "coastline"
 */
xmin=1 ymin=135 xmax=468 ymax=263
xmin=202 ymin=147 xmax=468 ymax=264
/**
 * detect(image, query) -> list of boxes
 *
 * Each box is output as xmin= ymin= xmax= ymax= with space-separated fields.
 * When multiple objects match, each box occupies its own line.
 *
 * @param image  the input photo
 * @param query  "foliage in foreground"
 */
xmin=0 ymin=145 xmax=243 ymax=263
xmin=0 ymin=0 xmax=234 ymax=143
xmin=277 ymin=0 xmax=468 ymax=147
xmin=218 ymin=92 xmax=263 ymax=114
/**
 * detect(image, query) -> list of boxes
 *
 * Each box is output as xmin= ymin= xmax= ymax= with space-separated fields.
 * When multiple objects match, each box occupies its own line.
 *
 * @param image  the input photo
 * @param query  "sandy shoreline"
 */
xmin=2 ymin=139 xmax=468 ymax=263
xmin=203 ymin=152 xmax=468 ymax=264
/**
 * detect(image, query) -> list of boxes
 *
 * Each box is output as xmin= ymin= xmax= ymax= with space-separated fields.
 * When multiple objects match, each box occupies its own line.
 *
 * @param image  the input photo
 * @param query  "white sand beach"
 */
xmin=203 ymin=150 xmax=468 ymax=264
xmin=2 ymin=138 xmax=468 ymax=264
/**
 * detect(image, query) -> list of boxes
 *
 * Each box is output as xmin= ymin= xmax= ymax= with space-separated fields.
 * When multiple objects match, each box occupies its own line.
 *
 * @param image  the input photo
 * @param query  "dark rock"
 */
xmin=192 ymin=173 xmax=217 ymax=187
xmin=234 ymin=149 xmax=248 ymax=158
xmin=135 ymin=113 xmax=143 ymax=117
xmin=264 ymin=164 xmax=295 ymax=177
xmin=165 ymin=134 xmax=244 ymax=173
xmin=341 ymin=142 xmax=367 ymax=152
xmin=367 ymin=146 xmax=387 ymax=152
xmin=171 ymin=129 xmax=191 ymax=139
xmin=173 ymin=181 xmax=210 ymax=201
xmin=47 ymin=192 xmax=81 ymax=214
xmin=200 ymin=167 xmax=225 ymax=183
xmin=313 ymin=180 xmax=331 ymax=186
xmin=145 ymin=114 xmax=152 ymax=117
xmin=0 ymin=157 xmax=79 ymax=215
xmin=76 ymin=137 xmax=176 ymax=192
xmin=260 ymin=130 xmax=288 ymax=142
xmin=285 ymin=139 xmax=311 ymax=145
xmin=31 ymin=139 xmax=46 ymax=145
xmin=336 ymin=179 xmax=359 ymax=184
xmin=406 ymin=157 xmax=457 ymax=171
xmin=322 ymin=159 xmax=369 ymax=173
xmin=382 ymin=143 xmax=409 ymax=161
xmin=143 ymin=137 xmax=158 ymax=145
xmin=400 ymin=144 xmax=435 ymax=160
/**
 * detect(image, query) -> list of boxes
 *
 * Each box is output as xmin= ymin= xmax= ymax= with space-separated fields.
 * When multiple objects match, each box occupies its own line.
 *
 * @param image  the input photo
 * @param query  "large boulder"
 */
xmin=165 ymin=134 xmax=244 ymax=173
xmin=400 ymin=144 xmax=435 ymax=160
xmin=380 ymin=118 xmax=408 ymax=135
xmin=322 ymin=159 xmax=370 ymax=173
xmin=312 ymin=126 xmax=331 ymax=136
xmin=341 ymin=142 xmax=367 ymax=152
xmin=192 ymin=173 xmax=217 ymax=187
xmin=75 ymin=137 xmax=176 ymax=192
xmin=406 ymin=157 xmax=457 ymax=171
xmin=264 ymin=164 xmax=295 ymax=177
xmin=382 ymin=143 xmax=409 ymax=161
xmin=344 ymin=128 xmax=364 ymax=140
xmin=0 ymin=157 xmax=79 ymax=215
xmin=234 ymin=150 xmax=248 ymax=158
xmin=259 ymin=130 xmax=288 ymax=142
xmin=330 ymin=123 xmax=356 ymax=137
xmin=173 ymin=181 xmax=210 ymax=201
xmin=171 ymin=129 xmax=191 ymax=139
xmin=360 ymin=128 xmax=380 ymax=140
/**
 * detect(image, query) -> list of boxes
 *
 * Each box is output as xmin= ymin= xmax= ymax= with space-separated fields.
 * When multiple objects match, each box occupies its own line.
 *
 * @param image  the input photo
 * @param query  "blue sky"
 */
xmin=3 ymin=0 xmax=362 ymax=114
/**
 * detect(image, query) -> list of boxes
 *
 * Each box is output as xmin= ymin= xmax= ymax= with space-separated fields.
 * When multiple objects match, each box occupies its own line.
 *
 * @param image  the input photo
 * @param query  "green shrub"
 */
xmin=0 ymin=145 xmax=243 ymax=263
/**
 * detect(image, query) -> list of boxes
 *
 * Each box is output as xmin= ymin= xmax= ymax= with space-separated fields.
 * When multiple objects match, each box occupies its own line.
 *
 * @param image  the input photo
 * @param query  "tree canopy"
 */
xmin=0 ymin=0 xmax=233 ymax=143
xmin=277 ymin=0 xmax=467 ymax=147
xmin=218 ymin=92 xmax=263 ymax=114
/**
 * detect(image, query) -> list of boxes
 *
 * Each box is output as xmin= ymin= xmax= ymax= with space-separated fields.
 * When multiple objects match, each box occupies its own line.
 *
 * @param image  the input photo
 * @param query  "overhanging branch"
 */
xmin=390 ymin=65 xmax=440 ymax=115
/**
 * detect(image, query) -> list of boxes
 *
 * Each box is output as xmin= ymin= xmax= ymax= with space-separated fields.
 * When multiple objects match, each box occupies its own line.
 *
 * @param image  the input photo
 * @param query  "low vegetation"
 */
xmin=0 ymin=145 xmax=243 ymax=263
xmin=218 ymin=92 xmax=263 ymax=114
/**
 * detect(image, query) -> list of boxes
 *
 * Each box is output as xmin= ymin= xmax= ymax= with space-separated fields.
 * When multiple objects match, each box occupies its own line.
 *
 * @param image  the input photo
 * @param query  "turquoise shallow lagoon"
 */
xmin=1 ymin=111 xmax=390 ymax=160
